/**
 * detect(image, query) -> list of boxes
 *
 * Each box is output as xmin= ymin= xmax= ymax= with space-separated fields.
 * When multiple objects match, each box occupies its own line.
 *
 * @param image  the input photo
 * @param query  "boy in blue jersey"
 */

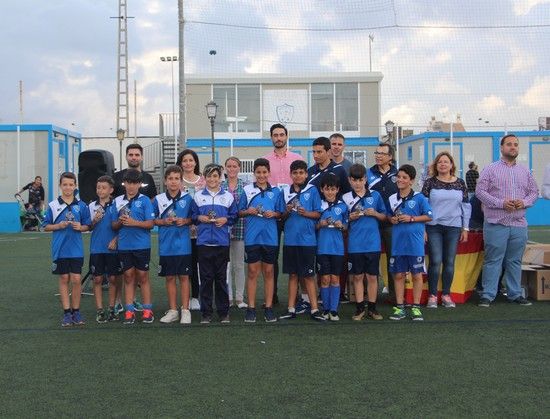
xmin=342 ymin=164 xmax=387 ymax=321
xmin=88 ymin=175 xmax=121 ymax=323
xmin=154 ymin=165 xmax=193 ymax=324
xmin=279 ymin=160 xmax=326 ymax=321
xmin=316 ymin=173 xmax=348 ymax=321
xmin=111 ymin=169 xmax=155 ymax=324
xmin=239 ymin=158 xmax=284 ymax=323
xmin=191 ymin=164 xmax=238 ymax=324
xmin=43 ymin=172 xmax=91 ymax=327
xmin=388 ymin=164 xmax=433 ymax=321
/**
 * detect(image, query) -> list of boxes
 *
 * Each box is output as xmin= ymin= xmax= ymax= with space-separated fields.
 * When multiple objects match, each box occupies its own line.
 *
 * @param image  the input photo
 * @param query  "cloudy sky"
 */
xmin=1 ymin=0 xmax=549 ymax=137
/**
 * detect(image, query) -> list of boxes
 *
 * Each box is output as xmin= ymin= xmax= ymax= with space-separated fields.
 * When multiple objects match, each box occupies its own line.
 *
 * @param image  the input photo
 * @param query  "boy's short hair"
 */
xmin=349 ymin=163 xmax=367 ymax=179
xmin=123 ymin=168 xmax=143 ymax=183
xmin=203 ymin=163 xmax=222 ymax=177
xmin=126 ymin=143 xmax=143 ymax=155
xmin=164 ymin=165 xmax=183 ymax=179
xmin=320 ymin=172 xmax=340 ymax=189
xmin=97 ymin=175 xmax=114 ymax=187
xmin=59 ymin=172 xmax=77 ymax=184
xmin=290 ymin=159 xmax=307 ymax=172
xmin=398 ymin=164 xmax=416 ymax=180
xmin=312 ymin=136 xmax=331 ymax=151
xmin=253 ymin=158 xmax=270 ymax=172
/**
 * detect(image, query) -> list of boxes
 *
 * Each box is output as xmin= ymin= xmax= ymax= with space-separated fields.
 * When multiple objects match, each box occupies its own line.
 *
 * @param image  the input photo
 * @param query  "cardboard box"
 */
xmin=522 ymin=244 xmax=550 ymax=265
xmin=521 ymin=267 xmax=550 ymax=301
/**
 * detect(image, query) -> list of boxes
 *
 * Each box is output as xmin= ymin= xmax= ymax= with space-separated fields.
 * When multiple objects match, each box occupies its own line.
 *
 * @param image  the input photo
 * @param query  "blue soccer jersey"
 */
xmin=307 ymin=161 xmax=351 ymax=195
xmin=239 ymin=183 xmax=285 ymax=246
xmin=89 ymin=200 xmax=117 ymax=255
xmin=110 ymin=194 xmax=155 ymax=251
xmin=44 ymin=197 xmax=91 ymax=260
xmin=388 ymin=191 xmax=433 ymax=256
xmin=282 ymin=183 xmax=322 ymax=246
xmin=317 ymin=199 xmax=348 ymax=255
xmin=191 ymin=188 xmax=237 ymax=247
xmin=342 ymin=189 xmax=387 ymax=253
xmin=153 ymin=191 xmax=193 ymax=256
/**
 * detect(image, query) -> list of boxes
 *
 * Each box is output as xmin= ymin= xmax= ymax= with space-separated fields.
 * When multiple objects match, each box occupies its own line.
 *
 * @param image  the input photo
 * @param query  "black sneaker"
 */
xmin=478 ymin=298 xmax=491 ymax=307
xmin=244 ymin=308 xmax=256 ymax=323
xmin=96 ymin=309 xmax=108 ymax=324
xmin=107 ymin=310 xmax=119 ymax=322
xmin=509 ymin=296 xmax=532 ymax=306
xmin=200 ymin=314 xmax=212 ymax=324
xmin=310 ymin=310 xmax=327 ymax=322
xmin=339 ymin=294 xmax=350 ymax=304
xmin=220 ymin=314 xmax=230 ymax=323
xmin=264 ymin=307 xmax=277 ymax=322
xmin=279 ymin=310 xmax=296 ymax=320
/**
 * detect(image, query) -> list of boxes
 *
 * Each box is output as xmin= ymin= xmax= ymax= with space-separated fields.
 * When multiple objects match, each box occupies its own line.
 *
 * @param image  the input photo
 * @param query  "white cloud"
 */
xmin=512 ymin=0 xmax=550 ymax=15
xmin=435 ymin=51 xmax=451 ymax=64
xmin=477 ymin=95 xmax=506 ymax=113
xmin=382 ymin=101 xmax=426 ymax=126
xmin=240 ymin=51 xmax=280 ymax=73
xmin=433 ymin=74 xmax=470 ymax=95
xmin=508 ymin=45 xmax=536 ymax=74
xmin=520 ymin=76 xmax=550 ymax=108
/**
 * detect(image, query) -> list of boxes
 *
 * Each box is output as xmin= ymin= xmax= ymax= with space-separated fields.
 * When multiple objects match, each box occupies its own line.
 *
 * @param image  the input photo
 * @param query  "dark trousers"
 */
xmin=273 ymin=220 xmax=284 ymax=300
xmin=381 ymin=223 xmax=395 ymax=298
xmin=190 ymin=239 xmax=199 ymax=298
xmin=198 ymin=245 xmax=230 ymax=316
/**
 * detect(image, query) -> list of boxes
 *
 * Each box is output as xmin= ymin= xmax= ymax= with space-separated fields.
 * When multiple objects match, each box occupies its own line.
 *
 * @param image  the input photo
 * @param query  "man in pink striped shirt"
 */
xmin=264 ymin=124 xmax=304 ymax=188
xmin=263 ymin=123 xmax=304 ymax=304
xmin=476 ymin=134 xmax=539 ymax=307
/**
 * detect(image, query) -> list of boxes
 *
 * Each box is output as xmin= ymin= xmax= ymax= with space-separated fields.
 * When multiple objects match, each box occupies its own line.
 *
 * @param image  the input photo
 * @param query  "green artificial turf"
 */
xmin=0 ymin=232 xmax=549 ymax=418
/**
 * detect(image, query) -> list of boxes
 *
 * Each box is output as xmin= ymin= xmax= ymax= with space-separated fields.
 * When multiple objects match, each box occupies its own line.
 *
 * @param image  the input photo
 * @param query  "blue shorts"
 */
xmin=158 ymin=255 xmax=192 ymax=277
xmin=389 ymin=255 xmax=425 ymax=274
xmin=119 ymin=249 xmax=151 ymax=272
xmin=89 ymin=253 xmax=121 ymax=276
xmin=52 ymin=258 xmax=84 ymax=275
xmin=348 ymin=252 xmax=381 ymax=276
xmin=316 ymin=254 xmax=344 ymax=276
xmin=283 ymin=245 xmax=316 ymax=277
xmin=245 ymin=245 xmax=278 ymax=264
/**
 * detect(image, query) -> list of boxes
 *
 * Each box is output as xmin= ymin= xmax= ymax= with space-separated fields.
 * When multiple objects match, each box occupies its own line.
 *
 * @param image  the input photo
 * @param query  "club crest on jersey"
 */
xmin=391 ymin=176 xmax=397 ymax=183
xmin=135 ymin=201 xmax=142 ymax=208
xmin=366 ymin=197 xmax=374 ymax=205
xmin=73 ymin=206 xmax=80 ymax=213
xmin=334 ymin=207 xmax=343 ymax=215
xmin=408 ymin=201 xmax=416 ymax=209
xmin=266 ymin=191 xmax=274 ymax=200
xmin=178 ymin=200 xmax=187 ymax=208
xmin=220 ymin=197 xmax=226 ymax=204
xmin=303 ymin=193 xmax=310 ymax=201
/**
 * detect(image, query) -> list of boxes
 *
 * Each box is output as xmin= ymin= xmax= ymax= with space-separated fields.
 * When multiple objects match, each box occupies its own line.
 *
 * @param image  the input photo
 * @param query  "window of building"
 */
xmin=407 ymin=146 xmax=413 ymax=161
xmin=344 ymin=150 xmax=367 ymax=167
xmin=213 ymin=84 xmax=260 ymax=133
xmin=311 ymin=83 xmax=358 ymax=133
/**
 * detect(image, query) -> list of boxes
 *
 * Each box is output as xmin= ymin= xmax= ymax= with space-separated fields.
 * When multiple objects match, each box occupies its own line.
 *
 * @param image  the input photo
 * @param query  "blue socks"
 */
xmin=330 ymin=285 xmax=340 ymax=312
xmin=320 ymin=287 xmax=330 ymax=311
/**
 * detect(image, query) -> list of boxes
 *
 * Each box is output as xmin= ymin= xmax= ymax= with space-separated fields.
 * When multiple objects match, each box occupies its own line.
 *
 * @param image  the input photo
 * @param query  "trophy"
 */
xmin=119 ymin=205 xmax=131 ymax=218
xmin=256 ymin=204 xmax=265 ymax=217
xmin=167 ymin=208 xmax=177 ymax=224
xmin=326 ymin=216 xmax=335 ymax=228
xmin=355 ymin=202 xmax=364 ymax=216
xmin=94 ymin=206 xmax=105 ymax=220
xmin=290 ymin=197 xmax=300 ymax=212
xmin=394 ymin=207 xmax=403 ymax=223
xmin=208 ymin=209 xmax=217 ymax=222
xmin=65 ymin=211 xmax=75 ymax=222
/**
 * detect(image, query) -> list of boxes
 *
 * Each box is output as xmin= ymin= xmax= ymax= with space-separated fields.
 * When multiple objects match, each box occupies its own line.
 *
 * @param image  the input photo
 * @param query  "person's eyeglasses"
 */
xmin=374 ymin=151 xmax=390 ymax=156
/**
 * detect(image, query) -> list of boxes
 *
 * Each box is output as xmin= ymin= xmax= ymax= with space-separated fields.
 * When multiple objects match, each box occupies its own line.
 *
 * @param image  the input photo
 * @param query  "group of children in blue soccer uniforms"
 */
xmin=45 ymin=152 xmax=433 ymax=327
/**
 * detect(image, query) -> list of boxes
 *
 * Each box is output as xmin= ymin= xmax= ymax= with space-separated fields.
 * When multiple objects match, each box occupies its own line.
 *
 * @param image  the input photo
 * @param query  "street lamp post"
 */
xmin=116 ymin=128 xmax=125 ymax=170
xmin=385 ymin=120 xmax=397 ymax=166
xmin=205 ymin=101 xmax=218 ymax=163
xmin=160 ymin=56 xmax=178 ymax=160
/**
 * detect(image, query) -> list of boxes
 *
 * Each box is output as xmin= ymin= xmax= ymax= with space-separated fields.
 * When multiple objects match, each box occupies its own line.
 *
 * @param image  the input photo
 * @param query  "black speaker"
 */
xmin=78 ymin=150 xmax=115 ymax=203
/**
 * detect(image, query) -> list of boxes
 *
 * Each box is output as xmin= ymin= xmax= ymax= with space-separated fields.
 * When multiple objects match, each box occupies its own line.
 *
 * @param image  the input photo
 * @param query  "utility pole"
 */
xmin=178 ymin=0 xmax=186 ymax=150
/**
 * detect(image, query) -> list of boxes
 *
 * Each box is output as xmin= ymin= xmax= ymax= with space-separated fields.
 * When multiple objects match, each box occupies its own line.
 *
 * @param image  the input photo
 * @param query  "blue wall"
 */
xmin=0 ymin=203 xmax=22 ymax=233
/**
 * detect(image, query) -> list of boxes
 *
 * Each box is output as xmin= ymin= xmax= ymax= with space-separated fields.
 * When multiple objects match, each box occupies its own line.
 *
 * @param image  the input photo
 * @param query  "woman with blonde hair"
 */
xmin=422 ymin=151 xmax=471 ymax=308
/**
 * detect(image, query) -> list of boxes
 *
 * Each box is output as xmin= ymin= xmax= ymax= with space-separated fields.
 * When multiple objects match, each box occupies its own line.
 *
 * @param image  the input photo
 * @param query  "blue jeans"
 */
xmin=426 ymin=224 xmax=461 ymax=295
xmin=481 ymin=222 xmax=527 ymax=301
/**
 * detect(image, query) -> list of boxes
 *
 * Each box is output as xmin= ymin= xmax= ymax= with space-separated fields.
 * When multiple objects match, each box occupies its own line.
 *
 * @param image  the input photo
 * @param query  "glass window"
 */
xmin=237 ymin=85 xmax=260 ymax=133
xmin=311 ymin=83 xmax=334 ymax=132
xmin=335 ymin=83 xmax=358 ymax=131
xmin=213 ymin=85 xmax=235 ymax=132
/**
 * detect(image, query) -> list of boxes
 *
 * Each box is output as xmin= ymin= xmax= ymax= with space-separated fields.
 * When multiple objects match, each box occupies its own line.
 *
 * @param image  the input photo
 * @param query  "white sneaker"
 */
xmin=382 ymin=287 xmax=389 ymax=294
xmin=180 ymin=308 xmax=191 ymax=324
xmin=160 ymin=309 xmax=179 ymax=323
xmin=189 ymin=298 xmax=201 ymax=311
xmin=237 ymin=301 xmax=248 ymax=309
